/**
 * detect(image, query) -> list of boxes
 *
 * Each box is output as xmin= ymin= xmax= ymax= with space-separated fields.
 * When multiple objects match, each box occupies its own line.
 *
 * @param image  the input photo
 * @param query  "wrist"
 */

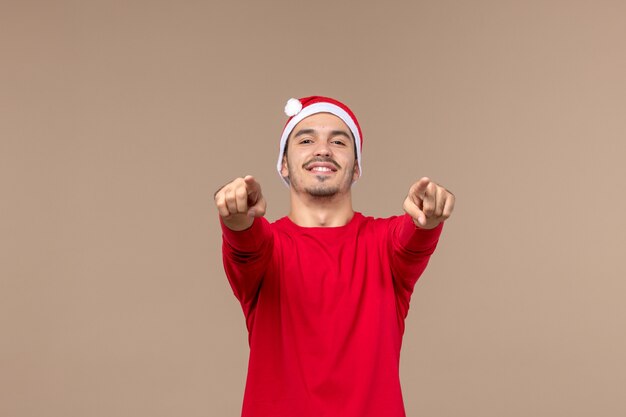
xmin=221 ymin=214 xmax=255 ymax=231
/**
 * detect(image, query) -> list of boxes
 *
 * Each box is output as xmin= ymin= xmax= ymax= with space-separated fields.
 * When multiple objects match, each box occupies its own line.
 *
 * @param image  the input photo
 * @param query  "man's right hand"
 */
xmin=214 ymin=175 xmax=267 ymax=231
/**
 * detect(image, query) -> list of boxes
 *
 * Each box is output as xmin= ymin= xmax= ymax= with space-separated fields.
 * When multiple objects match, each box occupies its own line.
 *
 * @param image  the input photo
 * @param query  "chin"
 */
xmin=304 ymin=185 xmax=339 ymax=197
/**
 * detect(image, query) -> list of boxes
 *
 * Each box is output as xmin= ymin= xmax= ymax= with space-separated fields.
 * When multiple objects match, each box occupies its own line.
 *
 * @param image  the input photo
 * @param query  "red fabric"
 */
xmin=221 ymin=213 xmax=443 ymax=417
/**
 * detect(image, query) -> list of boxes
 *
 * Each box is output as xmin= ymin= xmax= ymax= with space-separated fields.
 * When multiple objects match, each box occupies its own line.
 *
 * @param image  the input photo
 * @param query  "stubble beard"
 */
xmin=288 ymin=160 xmax=355 ymax=198
xmin=305 ymin=179 xmax=340 ymax=197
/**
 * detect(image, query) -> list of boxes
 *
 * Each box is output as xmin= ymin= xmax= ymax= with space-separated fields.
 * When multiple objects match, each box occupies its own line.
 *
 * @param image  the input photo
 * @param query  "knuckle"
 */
xmin=235 ymin=187 xmax=247 ymax=199
xmin=220 ymin=186 xmax=232 ymax=198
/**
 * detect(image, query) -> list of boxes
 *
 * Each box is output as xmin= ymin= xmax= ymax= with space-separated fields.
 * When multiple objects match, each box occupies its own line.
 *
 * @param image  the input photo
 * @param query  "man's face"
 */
xmin=281 ymin=112 xmax=360 ymax=197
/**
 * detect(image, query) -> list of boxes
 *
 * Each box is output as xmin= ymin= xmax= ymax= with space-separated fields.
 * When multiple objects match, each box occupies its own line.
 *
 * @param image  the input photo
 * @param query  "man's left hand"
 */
xmin=403 ymin=177 xmax=455 ymax=229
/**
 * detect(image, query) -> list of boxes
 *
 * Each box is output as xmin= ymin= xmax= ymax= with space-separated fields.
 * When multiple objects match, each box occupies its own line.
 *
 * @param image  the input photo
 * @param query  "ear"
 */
xmin=352 ymin=162 xmax=360 ymax=182
xmin=280 ymin=155 xmax=289 ymax=179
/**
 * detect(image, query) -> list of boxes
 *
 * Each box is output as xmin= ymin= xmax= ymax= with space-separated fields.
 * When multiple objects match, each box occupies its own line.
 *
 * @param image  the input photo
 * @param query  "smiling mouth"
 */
xmin=308 ymin=166 xmax=335 ymax=173
xmin=304 ymin=158 xmax=340 ymax=174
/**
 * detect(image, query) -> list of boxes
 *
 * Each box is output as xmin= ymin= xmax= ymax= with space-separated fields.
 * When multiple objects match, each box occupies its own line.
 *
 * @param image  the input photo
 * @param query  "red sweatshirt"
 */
xmin=221 ymin=212 xmax=443 ymax=417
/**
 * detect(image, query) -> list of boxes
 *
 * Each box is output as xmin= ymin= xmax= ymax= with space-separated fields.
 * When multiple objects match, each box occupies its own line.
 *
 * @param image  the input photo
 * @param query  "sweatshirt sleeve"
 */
xmin=389 ymin=214 xmax=444 ymax=319
xmin=221 ymin=216 xmax=274 ymax=318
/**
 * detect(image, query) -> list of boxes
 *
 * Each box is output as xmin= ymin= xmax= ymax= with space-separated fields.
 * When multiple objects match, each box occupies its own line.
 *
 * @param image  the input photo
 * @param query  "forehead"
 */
xmin=289 ymin=112 xmax=351 ymax=136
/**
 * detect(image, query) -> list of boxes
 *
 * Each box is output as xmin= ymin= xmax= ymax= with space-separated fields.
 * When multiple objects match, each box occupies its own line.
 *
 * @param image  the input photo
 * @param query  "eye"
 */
xmin=299 ymin=138 xmax=313 ymax=144
xmin=331 ymin=139 xmax=346 ymax=146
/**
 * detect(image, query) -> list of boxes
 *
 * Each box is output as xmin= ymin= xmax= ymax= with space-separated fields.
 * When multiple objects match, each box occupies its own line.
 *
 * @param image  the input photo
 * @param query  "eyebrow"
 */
xmin=293 ymin=128 xmax=352 ymax=139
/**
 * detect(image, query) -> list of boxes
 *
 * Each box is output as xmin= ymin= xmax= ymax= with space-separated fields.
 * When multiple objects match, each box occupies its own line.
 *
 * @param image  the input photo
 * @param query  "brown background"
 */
xmin=2 ymin=0 xmax=625 ymax=416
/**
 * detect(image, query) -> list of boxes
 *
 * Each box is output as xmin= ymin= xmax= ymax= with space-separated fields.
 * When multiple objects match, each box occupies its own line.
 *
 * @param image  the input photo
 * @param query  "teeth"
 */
xmin=311 ymin=167 xmax=332 ymax=172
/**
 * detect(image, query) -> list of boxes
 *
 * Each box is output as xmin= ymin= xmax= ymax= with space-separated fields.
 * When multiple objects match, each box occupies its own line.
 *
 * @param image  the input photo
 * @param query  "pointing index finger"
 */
xmin=244 ymin=175 xmax=261 ymax=194
xmin=411 ymin=177 xmax=431 ymax=200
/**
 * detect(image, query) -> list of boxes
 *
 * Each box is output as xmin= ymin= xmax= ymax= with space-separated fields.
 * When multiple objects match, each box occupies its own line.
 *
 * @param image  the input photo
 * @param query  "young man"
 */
xmin=215 ymin=96 xmax=455 ymax=417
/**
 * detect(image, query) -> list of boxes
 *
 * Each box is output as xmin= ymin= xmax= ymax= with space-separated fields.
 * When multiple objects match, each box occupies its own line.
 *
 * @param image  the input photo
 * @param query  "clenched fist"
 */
xmin=214 ymin=175 xmax=267 ymax=231
xmin=403 ymin=177 xmax=455 ymax=229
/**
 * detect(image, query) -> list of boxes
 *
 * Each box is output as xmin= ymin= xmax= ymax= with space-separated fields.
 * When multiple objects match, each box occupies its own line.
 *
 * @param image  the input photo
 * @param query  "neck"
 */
xmin=288 ymin=190 xmax=355 ymax=227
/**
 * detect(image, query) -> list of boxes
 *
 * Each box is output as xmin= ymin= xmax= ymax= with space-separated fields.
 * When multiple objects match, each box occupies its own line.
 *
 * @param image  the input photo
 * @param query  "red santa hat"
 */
xmin=277 ymin=96 xmax=363 ymax=185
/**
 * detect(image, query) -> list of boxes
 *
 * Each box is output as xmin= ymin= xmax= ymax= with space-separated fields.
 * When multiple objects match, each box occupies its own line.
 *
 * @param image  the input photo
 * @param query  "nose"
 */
xmin=313 ymin=140 xmax=332 ymax=157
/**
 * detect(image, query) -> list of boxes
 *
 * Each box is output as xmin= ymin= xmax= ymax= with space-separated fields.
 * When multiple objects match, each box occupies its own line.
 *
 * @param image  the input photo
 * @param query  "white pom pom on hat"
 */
xmin=277 ymin=96 xmax=363 ymax=186
xmin=284 ymin=98 xmax=303 ymax=117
